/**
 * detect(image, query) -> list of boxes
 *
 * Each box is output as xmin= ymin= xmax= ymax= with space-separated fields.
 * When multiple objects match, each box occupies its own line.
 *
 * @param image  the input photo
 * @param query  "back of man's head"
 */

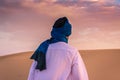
xmin=53 ymin=17 xmax=68 ymax=28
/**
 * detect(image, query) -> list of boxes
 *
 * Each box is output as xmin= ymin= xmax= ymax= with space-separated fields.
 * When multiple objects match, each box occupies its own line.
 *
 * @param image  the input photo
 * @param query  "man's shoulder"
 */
xmin=49 ymin=42 xmax=77 ymax=52
xmin=49 ymin=42 xmax=79 ymax=60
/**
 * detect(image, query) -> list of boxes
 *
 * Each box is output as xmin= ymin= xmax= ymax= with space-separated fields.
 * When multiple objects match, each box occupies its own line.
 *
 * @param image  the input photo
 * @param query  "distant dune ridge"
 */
xmin=0 ymin=49 xmax=120 ymax=80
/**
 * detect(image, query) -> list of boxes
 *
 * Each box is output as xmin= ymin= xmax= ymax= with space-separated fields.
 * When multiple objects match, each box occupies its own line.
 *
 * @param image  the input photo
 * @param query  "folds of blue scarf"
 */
xmin=30 ymin=21 xmax=71 ymax=71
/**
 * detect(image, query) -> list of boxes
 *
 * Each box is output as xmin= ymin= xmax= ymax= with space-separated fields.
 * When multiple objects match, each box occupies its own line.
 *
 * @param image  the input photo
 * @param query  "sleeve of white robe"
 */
xmin=71 ymin=50 xmax=89 ymax=80
xmin=27 ymin=61 xmax=37 ymax=80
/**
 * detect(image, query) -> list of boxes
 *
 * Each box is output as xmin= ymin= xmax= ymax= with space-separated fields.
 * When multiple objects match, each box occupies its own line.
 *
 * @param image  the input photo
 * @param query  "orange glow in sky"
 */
xmin=0 ymin=0 xmax=120 ymax=55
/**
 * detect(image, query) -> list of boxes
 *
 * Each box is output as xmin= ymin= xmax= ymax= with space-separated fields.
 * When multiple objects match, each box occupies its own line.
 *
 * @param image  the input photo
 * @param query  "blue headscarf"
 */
xmin=30 ymin=17 xmax=72 ymax=71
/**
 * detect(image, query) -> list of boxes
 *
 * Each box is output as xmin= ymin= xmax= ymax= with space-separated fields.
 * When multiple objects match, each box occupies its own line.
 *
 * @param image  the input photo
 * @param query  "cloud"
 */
xmin=53 ymin=0 xmax=79 ymax=6
xmin=0 ymin=30 xmax=42 ymax=56
xmin=78 ymin=27 xmax=100 ymax=36
xmin=0 ymin=0 xmax=120 ymax=18
xmin=70 ymin=26 xmax=120 ymax=50
xmin=110 ymin=31 xmax=120 ymax=36
xmin=0 ymin=0 xmax=24 ymax=9
xmin=0 ymin=0 xmax=120 ymax=53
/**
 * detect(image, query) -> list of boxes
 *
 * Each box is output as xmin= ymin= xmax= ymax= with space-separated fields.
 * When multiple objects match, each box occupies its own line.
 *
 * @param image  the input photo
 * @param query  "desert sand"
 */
xmin=0 ymin=49 xmax=120 ymax=80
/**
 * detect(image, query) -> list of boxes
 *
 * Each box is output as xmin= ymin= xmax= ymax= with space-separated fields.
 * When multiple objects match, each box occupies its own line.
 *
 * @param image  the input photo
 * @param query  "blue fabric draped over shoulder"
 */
xmin=30 ymin=19 xmax=72 ymax=71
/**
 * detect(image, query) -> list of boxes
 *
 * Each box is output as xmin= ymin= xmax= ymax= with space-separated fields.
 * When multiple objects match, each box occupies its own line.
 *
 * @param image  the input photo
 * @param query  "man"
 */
xmin=28 ymin=17 xmax=89 ymax=80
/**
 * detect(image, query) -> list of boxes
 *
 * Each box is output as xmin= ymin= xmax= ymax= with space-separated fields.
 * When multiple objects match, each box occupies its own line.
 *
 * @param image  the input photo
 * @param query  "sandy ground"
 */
xmin=0 ymin=49 xmax=120 ymax=80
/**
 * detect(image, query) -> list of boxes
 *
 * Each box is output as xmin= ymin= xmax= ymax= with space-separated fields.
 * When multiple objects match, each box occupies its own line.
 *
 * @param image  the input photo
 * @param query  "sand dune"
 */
xmin=0 ymin=49 xmax=120 ymax=80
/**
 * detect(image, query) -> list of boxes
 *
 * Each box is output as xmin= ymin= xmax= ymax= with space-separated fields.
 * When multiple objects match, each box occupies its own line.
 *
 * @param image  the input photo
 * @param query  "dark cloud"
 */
xmin=54 ymin=0 xmax=79 ymax=6
xmin=0 ymin=0 xmax=119 ymax=13
xmin=52 ymin=0 xmax=120 ymax=14
xmin=52 ymin=0 xmax=99 ymax=7
xmin=33 ymin=0 xmax=43 ymax=3
xmin=0 ymin=0 xmax=23 ymax=9
xmin=0 ymin=0 xmax=5 ymax=7
xmin=0 ymin=0 xmax=120 ymax=21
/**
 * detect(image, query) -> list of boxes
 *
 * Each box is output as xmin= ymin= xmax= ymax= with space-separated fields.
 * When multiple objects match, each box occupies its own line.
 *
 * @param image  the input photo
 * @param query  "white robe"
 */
xmin=28 ymin=42 xmax=89 ymax=80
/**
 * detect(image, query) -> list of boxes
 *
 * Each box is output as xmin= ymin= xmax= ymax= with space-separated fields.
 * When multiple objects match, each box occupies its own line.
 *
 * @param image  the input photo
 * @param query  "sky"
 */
xmin=0 ymin=0 xmax=120 ymax=56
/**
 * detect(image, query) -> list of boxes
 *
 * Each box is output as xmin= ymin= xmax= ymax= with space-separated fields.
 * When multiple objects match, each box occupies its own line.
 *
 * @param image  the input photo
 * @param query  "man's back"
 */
xmin=28 ymin=42 xmax=89 ymax=80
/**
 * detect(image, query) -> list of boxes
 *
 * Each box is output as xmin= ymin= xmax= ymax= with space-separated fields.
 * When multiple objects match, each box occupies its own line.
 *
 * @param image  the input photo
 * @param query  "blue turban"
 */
xmin=30 ymin=17 xmax=72 ymax=71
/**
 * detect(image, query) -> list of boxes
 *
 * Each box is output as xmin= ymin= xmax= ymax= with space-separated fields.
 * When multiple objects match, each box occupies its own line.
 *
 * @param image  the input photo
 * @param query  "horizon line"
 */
xmin=0 ymin=48 xmax=120 ymax=57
